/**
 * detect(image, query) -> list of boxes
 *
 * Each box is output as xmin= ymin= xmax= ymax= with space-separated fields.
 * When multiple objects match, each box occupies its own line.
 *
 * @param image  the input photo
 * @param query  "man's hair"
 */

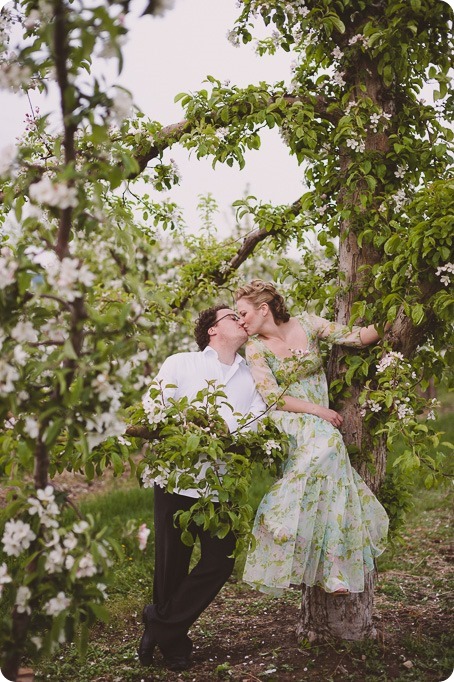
xmin=194 ymin=304 xmax=231 ymax=350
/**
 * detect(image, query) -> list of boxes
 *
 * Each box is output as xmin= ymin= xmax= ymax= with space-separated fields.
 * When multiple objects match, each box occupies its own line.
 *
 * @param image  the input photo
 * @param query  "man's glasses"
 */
xmin=212 ymin=313 xmax=240 ymax=326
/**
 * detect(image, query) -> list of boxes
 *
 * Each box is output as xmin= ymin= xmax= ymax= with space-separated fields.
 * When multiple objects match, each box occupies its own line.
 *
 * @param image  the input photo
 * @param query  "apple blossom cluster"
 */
xmin=376 ymin=351 xmax=405 ymax=373
xmin=263 ymin=439 xmax=281 ymax=455
xmin=348 ymin=33 xmax=369 ymax=47
xmin=25 ymin=248 xmax=95 ymax=302
xmin=368 ymin=110 xmax=391 ymax=133
xmin=332 ymin=70 xmax=346 ymax=88
xmin=0 ymin=143 xmax=17 ymax=176
xmin=0 ymin=246 xmax=17 ymax=289
xmin=29 ymin=176 xmax=78 ymax=209
xmin=43 ymin=591 xmax=71 ymax=616
xmin=142 ymin=387 xmax=167 ymax=425
xmin=85 ymin=411 xmax=127 ymax=450
xmin=346 ymin=136 xmax=366 ymax=153
xmin=0 ymin=55 xmax=32 ymax=92
xmin=141 ymin=462 xmax=170 ymax=489
xmin=110 ymin=87 xmax=134 ymax=125
xmin=435 ymin=262 xmax=454 ymax=286
xmin=0 ymin=562 xmax=12 ymax=596
xmin=394 ymin=398 xmax=414 ymax=422
xmin=359 ymin=399 xmax=382 ymax=417
xmin=2 ymin=519 xmax=37 ymax=557
xmin=226 ymin=29 xmax=241 ymax=47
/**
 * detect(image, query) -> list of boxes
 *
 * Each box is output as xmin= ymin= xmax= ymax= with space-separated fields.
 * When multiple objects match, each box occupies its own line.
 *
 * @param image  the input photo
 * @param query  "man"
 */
xmin=138 ymin=305 xmax=266 ymax=672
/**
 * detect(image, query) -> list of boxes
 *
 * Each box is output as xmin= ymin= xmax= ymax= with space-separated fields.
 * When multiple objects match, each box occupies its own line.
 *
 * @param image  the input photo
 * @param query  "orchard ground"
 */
xmin=3 ymin=405 xmax=452 ymax=682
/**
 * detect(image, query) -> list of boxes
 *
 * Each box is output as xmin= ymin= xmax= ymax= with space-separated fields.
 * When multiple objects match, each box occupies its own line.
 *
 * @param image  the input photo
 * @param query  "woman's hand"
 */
xmin=312 ymin=405 xmax=343 ymax=428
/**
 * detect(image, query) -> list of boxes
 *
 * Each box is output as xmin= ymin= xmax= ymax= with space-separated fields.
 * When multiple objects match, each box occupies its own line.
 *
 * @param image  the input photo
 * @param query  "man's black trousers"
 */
xmin=149 ymin=485 xmax=236 ymax=657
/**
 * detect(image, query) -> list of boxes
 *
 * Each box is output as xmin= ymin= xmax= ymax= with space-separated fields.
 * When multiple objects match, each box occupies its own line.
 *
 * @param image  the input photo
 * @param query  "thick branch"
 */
xmin=125 ymin=424 xmax=159 ymax=439
xmin=128 ymin=93 xmax=338 ymax=180
xmin=54 ymin=0 xmax=76 ymax=259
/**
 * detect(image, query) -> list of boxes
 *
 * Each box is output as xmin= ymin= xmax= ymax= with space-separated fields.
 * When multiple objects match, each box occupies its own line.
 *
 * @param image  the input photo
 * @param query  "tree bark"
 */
xmin=297 ymin=570 xmax=377 ymax=643
xmin=297 ymin=42 xmax=393 ymax=643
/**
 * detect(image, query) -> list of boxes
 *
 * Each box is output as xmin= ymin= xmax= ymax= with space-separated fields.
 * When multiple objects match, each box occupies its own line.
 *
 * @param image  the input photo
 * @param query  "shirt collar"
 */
xmin=203 ymin=345 xmax=244 ymax=366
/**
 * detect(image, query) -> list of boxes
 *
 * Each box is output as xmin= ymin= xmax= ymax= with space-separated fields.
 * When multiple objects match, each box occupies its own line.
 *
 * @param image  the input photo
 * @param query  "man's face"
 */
xmin=209 ymin=308 xmax=248 ymax=348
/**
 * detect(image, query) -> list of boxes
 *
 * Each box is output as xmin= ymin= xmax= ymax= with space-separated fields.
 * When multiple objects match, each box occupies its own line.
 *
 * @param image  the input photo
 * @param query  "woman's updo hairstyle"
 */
xmin=235 ymin=280 xmax=290 ymax=324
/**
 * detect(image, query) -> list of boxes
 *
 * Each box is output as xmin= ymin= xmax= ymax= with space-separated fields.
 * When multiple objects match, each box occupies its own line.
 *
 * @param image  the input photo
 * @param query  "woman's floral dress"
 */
xmin=243 ymin=312 xmax=389 ymax=595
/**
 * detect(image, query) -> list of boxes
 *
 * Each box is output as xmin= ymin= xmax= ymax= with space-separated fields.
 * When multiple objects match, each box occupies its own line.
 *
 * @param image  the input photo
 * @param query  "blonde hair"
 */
xmin=235 ymin=280 xmax=290 ymax=324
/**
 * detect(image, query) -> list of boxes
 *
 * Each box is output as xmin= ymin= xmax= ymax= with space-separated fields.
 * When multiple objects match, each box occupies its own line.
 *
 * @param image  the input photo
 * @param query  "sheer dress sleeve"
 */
xmin=306 ymin=313 xmax=366 ymax=347
xmin=245 ymin=339 xmax=281 ymax=408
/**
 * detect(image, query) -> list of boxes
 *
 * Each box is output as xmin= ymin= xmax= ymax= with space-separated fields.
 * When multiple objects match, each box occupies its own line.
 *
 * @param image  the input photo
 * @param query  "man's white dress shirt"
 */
xmin=153 ymin=346 xmax=266 ymax=498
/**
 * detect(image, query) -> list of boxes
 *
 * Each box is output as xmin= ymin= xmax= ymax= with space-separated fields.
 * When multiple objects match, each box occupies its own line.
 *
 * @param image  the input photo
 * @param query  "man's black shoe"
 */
xmin=138 ymin=606 xmax=156 ymax=666
xmin=163 ymin=653 xmax=191 ymax=672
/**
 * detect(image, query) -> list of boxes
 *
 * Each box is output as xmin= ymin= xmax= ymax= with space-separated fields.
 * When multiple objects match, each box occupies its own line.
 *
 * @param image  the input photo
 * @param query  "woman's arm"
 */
xmin=246 ymin=342 xmax=343 ymax=428
xmin=308 ymin=313 xmax=387 ymax=348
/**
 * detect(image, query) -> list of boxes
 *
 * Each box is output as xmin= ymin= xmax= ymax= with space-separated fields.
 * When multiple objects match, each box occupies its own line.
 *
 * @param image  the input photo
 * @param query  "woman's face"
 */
xmin=236 ymin=297 xmax=265 ymax=336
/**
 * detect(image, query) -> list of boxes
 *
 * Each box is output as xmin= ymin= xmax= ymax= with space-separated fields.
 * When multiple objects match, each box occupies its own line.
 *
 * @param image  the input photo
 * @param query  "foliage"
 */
xmin=0 ymin=0 xmax=453 ymax=670
xmin=130 ymin=382 xmax=287 ymax=557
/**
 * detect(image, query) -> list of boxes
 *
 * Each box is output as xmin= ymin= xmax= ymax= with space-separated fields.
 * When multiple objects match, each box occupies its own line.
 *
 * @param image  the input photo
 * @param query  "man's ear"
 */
xmin=208 ymin=326 xmax=216 ymax=337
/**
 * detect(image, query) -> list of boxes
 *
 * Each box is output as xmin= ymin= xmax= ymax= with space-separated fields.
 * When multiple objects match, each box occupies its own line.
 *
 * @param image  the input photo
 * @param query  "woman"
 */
xmin=235 ymin=280 xmax=388 ymax=595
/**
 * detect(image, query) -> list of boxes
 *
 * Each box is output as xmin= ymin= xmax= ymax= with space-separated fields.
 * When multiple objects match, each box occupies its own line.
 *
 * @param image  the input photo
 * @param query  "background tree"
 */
xmin=0 ymin=0 xmax=452 ymax=676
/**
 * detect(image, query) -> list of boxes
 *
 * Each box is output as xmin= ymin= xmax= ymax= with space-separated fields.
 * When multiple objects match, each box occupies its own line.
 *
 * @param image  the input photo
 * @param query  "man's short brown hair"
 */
xmin=194 ymin=304 xmax=231 ymax=350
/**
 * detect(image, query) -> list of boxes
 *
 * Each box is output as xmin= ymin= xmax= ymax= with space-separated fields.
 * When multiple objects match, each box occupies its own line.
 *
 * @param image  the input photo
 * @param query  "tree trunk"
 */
xmin=297 ymin=44 xmax=393 ymax=642
xmin=297 ymin=570 xmax=377 ymax=642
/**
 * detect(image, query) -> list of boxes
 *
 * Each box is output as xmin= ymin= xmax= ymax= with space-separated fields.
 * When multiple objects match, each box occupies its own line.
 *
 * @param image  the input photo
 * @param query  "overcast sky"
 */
xmin=2 ymin=0 xmax=452 ymax=235
xmin=1 ymin=0 xmax=303 ymax=235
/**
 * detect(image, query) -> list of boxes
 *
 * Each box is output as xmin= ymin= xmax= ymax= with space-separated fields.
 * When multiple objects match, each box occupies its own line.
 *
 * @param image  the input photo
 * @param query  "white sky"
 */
xmin=1 ymin=0 xmax=304 ymax=235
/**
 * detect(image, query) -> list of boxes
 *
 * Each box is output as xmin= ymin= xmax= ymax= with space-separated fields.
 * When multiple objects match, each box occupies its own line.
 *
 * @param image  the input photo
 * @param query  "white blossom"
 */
xmin=391 ymin=188 xmax=408 ymax=211
xmin=394 ymin=164 xmax=406 ymax=178
xmin=2 ymin=520 xmax=37 ymax=557
xmin=138 ymin=523 xmax=150 ymax=551
xmin=13 ymin=345 xmax=28 ymax=366
xmin=435 ymin=263 xmax=454 ymax=287
xmin=29 ymin=176 xmax=77 ymax=209
xmin=0 ymin=247 xmax=17 ymax=289
xmin=346 ymin=137 xmax=365 ymax=153
xmin=111 ymin=88 xmax=133 ymax=125
xmin=141 ymin=463 xmax=169 ymax=489
xmin=85 ymin=412 xmax=126 ymax=450
xmin=15 ymin=586 xmax=32 ymax=614
xmin=24 ymin=9 xmax=41 ymax=30
xmin=348 ymin=34 xmax=369 ymax=47
xmin=0 ymin=360 xmax=20 ymax=395
xmin=24 ymin=417 xmax=39 ymax=439
xmin=0 ymin=59 xmax=32 ymax=92
xmin=11 ymin=320 xmax=39 ymax=344
xmin=331 ymin=46 xmax=343 ymax=60
xmin=0 ymin=563 xmax=12 ymax=596
xmin=332 ymin=70 xmax=346 ymax=87
xmin=45 ymin=257 xmax=95 ymax=302
xmin=73 ymin=520 xmax=89 ymax=534
xmin=376 ymin=351 xmax=405 ymax=373
xmin=263 ymin=439 xmax=281 ymax=455
xmin=0 ymin=144 xmax=17 ymax=176
xmin=142 ymin=389 xmax=167 ymax=425
xmin=63 ymin=532 xmax=78 ymax=550
xmin=76 ymin=553 xmax=97 ymax=578
xmin=226 ymin=30 xmax=240 ymax=47
xmin=395 ymin=398 xmax=414 ymax=421
xmin=44 ymin=544 xmax=65 ymax=573
xmin=31 ymin=637 xmax=43 ymax=650
xmin=27 ymin=485 xmax=60 ymax=528
xmin=44 ymin=591 xmax=71 ymax=616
